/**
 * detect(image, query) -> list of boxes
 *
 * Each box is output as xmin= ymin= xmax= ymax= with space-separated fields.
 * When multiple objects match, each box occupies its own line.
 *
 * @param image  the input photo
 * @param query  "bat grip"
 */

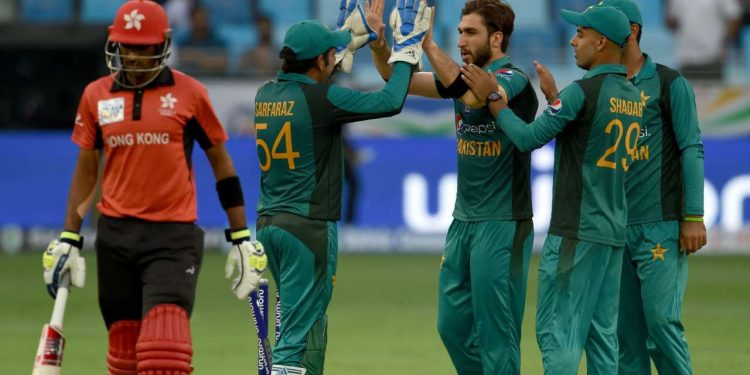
xmin=50 ymin=273 xmax=71 ymax=327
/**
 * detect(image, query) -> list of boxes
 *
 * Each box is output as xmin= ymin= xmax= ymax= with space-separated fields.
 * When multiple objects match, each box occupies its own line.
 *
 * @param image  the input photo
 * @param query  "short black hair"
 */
xmin=279 ymin=47 xmax=332 ymax=73
xmin=279 ymin=47 xmax=318 ymax=73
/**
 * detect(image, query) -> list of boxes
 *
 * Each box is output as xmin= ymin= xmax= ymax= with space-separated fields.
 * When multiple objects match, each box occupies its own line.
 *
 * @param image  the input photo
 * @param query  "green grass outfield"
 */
xmin=3 ymin=252 xmax=749 ymax=374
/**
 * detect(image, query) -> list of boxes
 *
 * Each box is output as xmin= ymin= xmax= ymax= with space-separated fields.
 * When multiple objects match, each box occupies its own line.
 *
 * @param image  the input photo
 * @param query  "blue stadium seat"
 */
xmin=20 ymin=0 xmax=73 ymax=23
xmin=633 ymin=0 xmax=663 ymax=27
xmin=215 ymin=24 xmax=259 ymax=73
xmin=510 ymin=0 xmax=549 ymax=28
xmin=202 ymin=0 xmax=252 ymax=25
xmin=509 ymin=26 xmax=563 ymax=73
xmin=81 ymin=0 xmax=124 ymax=23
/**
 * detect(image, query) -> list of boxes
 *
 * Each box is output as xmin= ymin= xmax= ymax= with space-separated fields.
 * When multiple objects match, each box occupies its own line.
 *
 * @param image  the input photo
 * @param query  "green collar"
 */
xmin=583 ymin=64 xmax=627 ymax=79
xmin=631 ymin=53 xmax=656 ymax=84
xmin=486 ymin=56 xmax=511 ymax=70
xmin=277 ymin=71 xmax=319 ymax=84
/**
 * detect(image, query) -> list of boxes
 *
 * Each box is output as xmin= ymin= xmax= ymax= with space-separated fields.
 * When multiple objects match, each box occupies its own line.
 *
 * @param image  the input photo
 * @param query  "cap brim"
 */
xmin=560 ymin=9 xmax=590 ymax=28
xmin=332 ymin=30 xmax=352 ymax=49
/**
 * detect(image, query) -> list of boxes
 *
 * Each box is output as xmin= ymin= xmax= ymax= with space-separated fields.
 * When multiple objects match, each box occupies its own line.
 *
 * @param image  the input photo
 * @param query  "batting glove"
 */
xmin=335 ymin=0 xmax=378 ymax=73
xmin=224 ymin=228 xmax=268 ymax=299
xmin=43 ymin=231 xmax=86 ymax=298
xmin=388 ymin=0 xmax=432 ymax=66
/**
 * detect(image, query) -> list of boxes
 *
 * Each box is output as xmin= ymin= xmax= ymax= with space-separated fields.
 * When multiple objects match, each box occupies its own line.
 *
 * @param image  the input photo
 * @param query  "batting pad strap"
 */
xmin=136 ymin=304 xmax=192 ymax=374
xmin=216 ymin=176 xmax=244 ymax=210
xmin=272 ymin=365 xmax=307 ymax=375
xmin=107 ymin=320 xmax=140 ymax=375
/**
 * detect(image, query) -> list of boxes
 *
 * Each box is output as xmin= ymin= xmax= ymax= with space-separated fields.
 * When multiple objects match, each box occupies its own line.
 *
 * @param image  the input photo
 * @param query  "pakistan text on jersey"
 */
xmin=609 ymin=97 xmax=643 ymax=117
xmin=106 ymin=132 xmax=170 ymax=148
xmin=457 ymin=139 xmax=502 ymax=157
xmin=255 ymin=101 xmax=295 ymax=117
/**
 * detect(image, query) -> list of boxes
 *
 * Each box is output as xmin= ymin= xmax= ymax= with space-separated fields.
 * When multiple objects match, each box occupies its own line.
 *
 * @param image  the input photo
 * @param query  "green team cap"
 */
xmin=600 ymin=0 xmax=642 ymax=26
xmin=561 ymin=5 xmax=631 ymax=46
xmin=282 ymin=20 xmax=352 ymax=60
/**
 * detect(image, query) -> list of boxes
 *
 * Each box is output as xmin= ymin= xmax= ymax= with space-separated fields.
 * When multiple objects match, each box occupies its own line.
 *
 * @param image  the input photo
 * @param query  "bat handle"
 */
xmin=50 ymin=273 xmax=71 ymax=327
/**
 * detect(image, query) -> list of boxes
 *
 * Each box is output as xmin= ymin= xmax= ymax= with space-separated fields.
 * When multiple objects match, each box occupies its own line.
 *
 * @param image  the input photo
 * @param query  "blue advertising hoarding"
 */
xmin=1 ymin=132 xmax=749 ymax=252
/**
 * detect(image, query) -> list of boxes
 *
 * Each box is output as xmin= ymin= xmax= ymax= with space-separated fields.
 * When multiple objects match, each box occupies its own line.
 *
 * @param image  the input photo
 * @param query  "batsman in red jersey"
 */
xmin=40 ymin=1 xmax=267 ymax=373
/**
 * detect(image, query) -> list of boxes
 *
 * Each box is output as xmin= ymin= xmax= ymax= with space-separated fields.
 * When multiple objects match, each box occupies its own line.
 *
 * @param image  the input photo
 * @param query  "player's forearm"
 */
xmin=63 ymin=151 xmax=100 ymax=232
xmin=371 ymin=44 xmax=393 ymax=81
xmin=681 ymin=144 xmax=705 ymax=216
xmin=225 ymin=206 xmax=248 ymax=231
xmin=424 ymin=42 xmax=460 ymax=87
xmin=206 ymin=144 xmax=248 ymax=229
xmin=496 ymin=108 xmax=553 ymax=152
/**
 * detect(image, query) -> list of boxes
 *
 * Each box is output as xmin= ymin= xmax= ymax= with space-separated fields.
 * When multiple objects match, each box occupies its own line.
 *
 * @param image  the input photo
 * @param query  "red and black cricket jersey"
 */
xmin=72 ymin=67 xmax=227 ymax=222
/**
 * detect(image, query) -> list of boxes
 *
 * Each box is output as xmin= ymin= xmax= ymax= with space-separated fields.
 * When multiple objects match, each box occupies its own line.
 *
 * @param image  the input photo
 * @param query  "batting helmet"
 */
xmin=105 ymin=0 xmax=172 ymax=88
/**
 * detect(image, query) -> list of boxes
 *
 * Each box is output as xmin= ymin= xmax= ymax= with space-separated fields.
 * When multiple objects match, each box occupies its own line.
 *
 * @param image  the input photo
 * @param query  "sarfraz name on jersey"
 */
xmin=105 ymin=132 xmax=171 ymax=148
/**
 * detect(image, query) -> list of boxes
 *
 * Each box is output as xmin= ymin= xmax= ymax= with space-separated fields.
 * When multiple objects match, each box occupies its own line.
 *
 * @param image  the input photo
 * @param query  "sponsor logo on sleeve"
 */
xmin=547 ymin=98 xmax=563 ymax=116
xmin=495 ymin=69 xmax=514 ymax=81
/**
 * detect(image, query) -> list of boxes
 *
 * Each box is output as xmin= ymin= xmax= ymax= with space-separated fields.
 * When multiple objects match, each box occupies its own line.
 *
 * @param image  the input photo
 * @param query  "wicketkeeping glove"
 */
xmin=388 ymin=0 xmax=432 ymax=66
xmin=43 ymin=231 xmax=86 ymax=298
xmin=335 ymin=0 xmax=378 ymax=73
xmin=224 ymin=228 xmax=268 ymax=299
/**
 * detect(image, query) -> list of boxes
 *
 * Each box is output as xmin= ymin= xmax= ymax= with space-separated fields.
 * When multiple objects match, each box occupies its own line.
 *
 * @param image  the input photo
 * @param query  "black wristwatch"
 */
xmin=486 ymin=91 xmax=503 ymax=102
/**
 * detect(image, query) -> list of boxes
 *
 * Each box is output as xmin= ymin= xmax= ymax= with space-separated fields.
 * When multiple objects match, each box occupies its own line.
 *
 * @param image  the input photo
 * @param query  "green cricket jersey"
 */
xmin=497 ymin=64 xmax=641 ymax=246
xmin=626 ymin=54 xmax=704 ymax=224
xmin=451 ymin=57 xmax=538 ymax=221
xmin=254 ymin=62 xmax=413 ymax=220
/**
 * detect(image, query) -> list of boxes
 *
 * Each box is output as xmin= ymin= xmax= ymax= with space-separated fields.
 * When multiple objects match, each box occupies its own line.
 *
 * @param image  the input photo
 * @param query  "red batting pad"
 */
xmin=136 ymin=304 xmax=193 ymax=375
xmin=108 ymin=320 xmax=140 ymax=375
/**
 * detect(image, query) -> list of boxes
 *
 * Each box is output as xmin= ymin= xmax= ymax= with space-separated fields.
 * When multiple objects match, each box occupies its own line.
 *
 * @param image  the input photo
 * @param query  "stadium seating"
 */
xmin=215 ymin=24 xmax=259 ymax=73
xmin=20 ymin=0 xmax=73 ymax=23
xmin=202 ymin=0 xmax=252 ymax=25
xmin=80 ymin=0 xmax=124 ymax=23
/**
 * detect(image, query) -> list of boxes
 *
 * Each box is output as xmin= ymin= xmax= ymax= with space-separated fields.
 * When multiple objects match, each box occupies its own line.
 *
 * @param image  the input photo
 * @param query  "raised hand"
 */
xmin=335 ymin=0 xmax=379 ymax=73
xmin=534 ymin=60 xmax=559 ymax=104
xmin=365 ymin=0 xmax=386 ymax=50
xmin=388 ymin=0 xmax=433 ymax=66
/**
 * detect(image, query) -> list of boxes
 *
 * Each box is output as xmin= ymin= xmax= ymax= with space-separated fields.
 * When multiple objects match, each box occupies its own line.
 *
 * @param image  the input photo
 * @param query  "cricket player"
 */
xmin=253 ymin=1 xmax=431 ymax=373
xmin=603 ymin=1 xmax=706 ymax=373
xmin=533 ymin=2 xmax=708 ymax=372
xmin=41 ymin=1 xmax=267 ymax=374
xmin=368 ymin=0 xmax=537 ymax=372
xmin=461 ymin=5 xmax=640 ymax=374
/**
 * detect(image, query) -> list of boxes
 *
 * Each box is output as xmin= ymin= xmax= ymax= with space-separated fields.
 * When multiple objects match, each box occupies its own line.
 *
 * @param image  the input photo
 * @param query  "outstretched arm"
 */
xmin=368 ymin=0 xmax=441 ymax=98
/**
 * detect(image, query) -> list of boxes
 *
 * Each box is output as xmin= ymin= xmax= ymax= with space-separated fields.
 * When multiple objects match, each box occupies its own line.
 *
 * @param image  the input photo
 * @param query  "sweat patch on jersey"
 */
xmin=98 ymin=98 xmax=125 ymax=125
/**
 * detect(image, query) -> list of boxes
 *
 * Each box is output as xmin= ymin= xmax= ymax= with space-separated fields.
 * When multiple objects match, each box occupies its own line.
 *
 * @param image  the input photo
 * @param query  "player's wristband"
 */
xmin=683 ymin=217 xmax=704 ymax=223
xmin=225 ymin=227 xmax=251 ymax=244
xmin=60 ymin=230 xmax=83 ymax=247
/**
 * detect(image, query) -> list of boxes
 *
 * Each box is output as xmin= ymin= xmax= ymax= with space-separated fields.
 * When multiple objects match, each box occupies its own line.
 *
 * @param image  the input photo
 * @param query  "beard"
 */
xmin=462 ymin=40 xmax=492 ymax=67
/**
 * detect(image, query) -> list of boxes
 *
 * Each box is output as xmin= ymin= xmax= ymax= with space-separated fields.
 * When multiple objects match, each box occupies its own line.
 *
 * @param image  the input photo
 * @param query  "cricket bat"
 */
xmin=32 ymin=272 xmax=71 ymax=375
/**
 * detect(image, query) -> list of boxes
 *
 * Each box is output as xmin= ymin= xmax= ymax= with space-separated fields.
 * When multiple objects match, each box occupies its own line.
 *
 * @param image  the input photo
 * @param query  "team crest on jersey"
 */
xmin=159 ymin=93 xmax=178 ymax=116
xmin=547 ymin=98 xmax=563 ymax=116
xmin=97 ymin=98 xmax=125 ymax=125
xmin=495 ymin=69 xmax=514 ymax=81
